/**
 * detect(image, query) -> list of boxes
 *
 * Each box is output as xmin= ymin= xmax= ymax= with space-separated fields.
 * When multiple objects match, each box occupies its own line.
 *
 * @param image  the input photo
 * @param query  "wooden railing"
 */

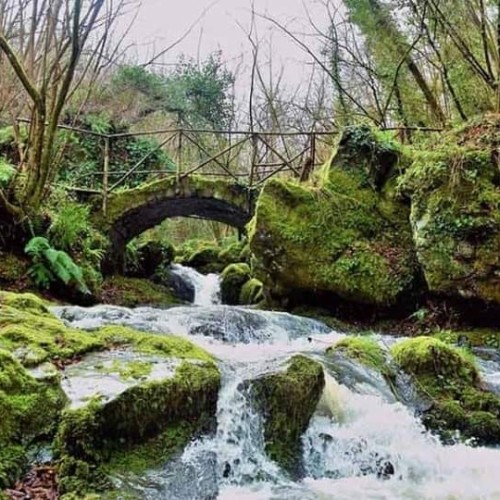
xmin=51 ymin=125 xmax=336 ymax=214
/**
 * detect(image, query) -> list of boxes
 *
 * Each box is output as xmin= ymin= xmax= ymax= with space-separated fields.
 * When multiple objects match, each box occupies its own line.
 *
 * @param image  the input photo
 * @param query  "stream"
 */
xmin=54 ymin=265 xmax=500 ymax=500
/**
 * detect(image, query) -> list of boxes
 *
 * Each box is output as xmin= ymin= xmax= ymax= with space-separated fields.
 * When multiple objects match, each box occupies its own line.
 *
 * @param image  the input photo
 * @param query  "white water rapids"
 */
xmin=54 ymin=266 xmax=500 ymax=500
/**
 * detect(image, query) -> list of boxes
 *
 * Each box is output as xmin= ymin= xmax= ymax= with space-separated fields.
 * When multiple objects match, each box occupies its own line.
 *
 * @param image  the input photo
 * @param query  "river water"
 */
xmin=54 ymin=266 xmax=500 ymax=500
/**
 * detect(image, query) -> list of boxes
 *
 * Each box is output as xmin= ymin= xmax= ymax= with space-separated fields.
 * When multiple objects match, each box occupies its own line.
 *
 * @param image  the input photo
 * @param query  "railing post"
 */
xmin=249 ymin=133 xmax=258 ymax=188
xmin=102 ymin=136 xmax=110 ymax=215
xmin=176 ymin=130 xmax=182 ymax=183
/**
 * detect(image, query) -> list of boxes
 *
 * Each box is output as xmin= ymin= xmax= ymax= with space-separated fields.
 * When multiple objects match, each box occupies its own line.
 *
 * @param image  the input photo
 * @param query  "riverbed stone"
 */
xmin=391 ymin=336 xmax=500 ymax=445
xmin=249 ymin=355 xmax=324 ymax=476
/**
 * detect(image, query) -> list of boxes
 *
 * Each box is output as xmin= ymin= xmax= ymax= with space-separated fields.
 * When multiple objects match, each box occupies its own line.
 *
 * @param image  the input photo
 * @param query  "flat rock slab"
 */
xmin=59 ymin=349 xmax=180 ymax=409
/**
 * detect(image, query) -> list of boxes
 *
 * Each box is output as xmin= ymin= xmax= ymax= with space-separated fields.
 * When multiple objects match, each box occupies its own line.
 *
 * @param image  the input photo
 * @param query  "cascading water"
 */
xmin=54 ymin=268 xmax=500 ymax=500
xmin=169 ymin=264 xmax=221 ymax=306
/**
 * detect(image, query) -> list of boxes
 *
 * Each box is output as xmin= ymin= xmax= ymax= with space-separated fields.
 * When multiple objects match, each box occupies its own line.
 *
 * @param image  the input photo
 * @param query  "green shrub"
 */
xmin=25 ymin=237 xmax=89 ymax=294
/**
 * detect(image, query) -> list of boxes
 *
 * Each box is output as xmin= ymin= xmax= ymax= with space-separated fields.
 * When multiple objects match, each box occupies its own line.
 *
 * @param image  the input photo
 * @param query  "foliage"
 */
xmin=57 ymin=114 xmax=175 ymax=190
xmin=0 ymin=159 xmax=15 ymax=188
xmin=24 ymin=237 xmax=89 ymax=294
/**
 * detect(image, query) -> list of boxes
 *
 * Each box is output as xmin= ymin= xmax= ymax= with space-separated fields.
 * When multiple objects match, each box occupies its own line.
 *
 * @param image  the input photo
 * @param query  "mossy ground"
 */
xmin=391 ymin=336 xmax=500 ymax=444
xmin=250 ymin=355 xmax=324 ymax=476
xmin=99 ymin=275 xmax=182 ymax=308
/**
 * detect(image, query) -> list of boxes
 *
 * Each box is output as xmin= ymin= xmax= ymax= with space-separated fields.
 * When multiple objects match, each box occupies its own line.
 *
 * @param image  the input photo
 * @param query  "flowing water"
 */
xmin=54 ymin=267 xmax=500 ymax=500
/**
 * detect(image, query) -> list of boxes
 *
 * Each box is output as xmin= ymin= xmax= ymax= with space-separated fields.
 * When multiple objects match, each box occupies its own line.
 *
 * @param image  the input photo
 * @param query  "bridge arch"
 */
xmin=96 ymin=176 xmax=255 ymax=270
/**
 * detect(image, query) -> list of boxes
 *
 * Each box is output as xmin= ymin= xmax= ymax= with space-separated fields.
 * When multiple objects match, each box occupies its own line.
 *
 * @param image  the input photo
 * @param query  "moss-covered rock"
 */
xmin=399 ymin=141 xmax=500 ymax=306
xmin=391 ymin=336 xmax=500 ymax=444
xmin=220 ymin=263 xmax=251 ymax=305
xmin=99 ymin=275 xmax=183 ymax=308
xmin=327 ymin=336 xmax=385 ymax=371
xmin=250 ymin=355 xmax=324 ymax=476
xmin=0 ymin=349 xmax=66 ymax=488
xmin=125 ymin=240 xmax=175 ymax=278
xmin=0 ymin=292 xmax=103 ymax=366
xmin=218 ymin=240 xmax=247 ymax=266
xmin=239 ymin=278 xmax=264 ymax=305
xmin=434 ymin=329 xmax=500 ymax=349
xmin=0 ymin=291 xmax=220 ymax=494
xmin=249 ymin=127 xmax=419 ymax=310
xmin=176 ymin=240 xmax=223 ymax=274
xmin=55 ymin=359 xmax=220 ymax=495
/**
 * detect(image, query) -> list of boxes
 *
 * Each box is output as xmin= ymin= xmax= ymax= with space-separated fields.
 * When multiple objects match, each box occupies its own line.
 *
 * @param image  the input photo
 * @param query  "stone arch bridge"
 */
xmin=93 ymin=175 xmax=256 ymax=269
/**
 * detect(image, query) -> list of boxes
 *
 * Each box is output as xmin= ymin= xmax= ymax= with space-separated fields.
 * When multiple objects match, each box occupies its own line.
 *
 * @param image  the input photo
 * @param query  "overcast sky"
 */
xmin=120 ymin=0 xmax=337 ymax=96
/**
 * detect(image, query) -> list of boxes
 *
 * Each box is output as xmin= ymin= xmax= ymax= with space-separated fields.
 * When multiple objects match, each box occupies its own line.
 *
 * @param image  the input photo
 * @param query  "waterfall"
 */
xmin=170 ymin=264 xmax=221 ymax=306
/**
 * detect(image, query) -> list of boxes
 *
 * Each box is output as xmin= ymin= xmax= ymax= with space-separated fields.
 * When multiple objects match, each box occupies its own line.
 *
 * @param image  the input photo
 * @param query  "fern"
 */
xmin=25 ymin=237 xmax=90 ymax=294
xmin=0 ymin=159 xmax=15 ymax=187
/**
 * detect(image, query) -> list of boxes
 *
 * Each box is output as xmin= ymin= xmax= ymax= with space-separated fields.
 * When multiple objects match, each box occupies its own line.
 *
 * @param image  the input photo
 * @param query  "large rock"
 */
xmin=249 ymin=126 xmax=419 ymax=310
xmin=55 ymin=337 xmax=220 ymax=494
xmin=220 ymin=263 xmax=251 ymax=305
xmin=0 ymin=292 xmax=220 ymax=495
xmin=249 ymin=355 xmax=324 ymax=476
xmin=392 ymin=336 xmax=500 ymax=444
xmin=400 ymin=143 xmax=500 ymax=307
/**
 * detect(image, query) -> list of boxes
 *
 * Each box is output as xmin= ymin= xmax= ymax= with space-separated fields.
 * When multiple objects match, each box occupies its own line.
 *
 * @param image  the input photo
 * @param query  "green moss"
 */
xmin=251 ymin=355 xmax=324 ymax=476
xmin=94 ymin=325 xmax=214 ymax=363
xmin=0 ymin=349 xmax=67 ymax=487
xmin=239 ymin=278 xmax=264 ymax=305
xmin=56 ymin=361 xmax=220 ymax=493
xmin=103 ymin=421 xmax=196 ymax=475
xmin=328 ymin=336 xmax=385 ymax=371
xmin=100 ymin=275 xmax=182 ymax=307
xmin=220 ymin=263 xmax=251 ymax=305
xmin=392 ymin=336 xmax=500 ymax=444
xmin=399 ymin=143 xmax=500 ymax=305
xmin=0 ymin=292 xmax=103 ymax=366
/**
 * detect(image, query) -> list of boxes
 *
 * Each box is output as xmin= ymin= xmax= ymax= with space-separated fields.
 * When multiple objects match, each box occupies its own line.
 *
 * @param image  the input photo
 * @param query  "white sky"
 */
xmin=120 ymin=0 xmax=338 ymax=96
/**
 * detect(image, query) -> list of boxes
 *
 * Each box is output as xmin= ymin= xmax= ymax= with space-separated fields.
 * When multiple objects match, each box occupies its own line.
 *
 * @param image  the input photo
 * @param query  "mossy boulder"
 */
xmin=327 ymin=336 xmax=385 ymax=371
xmin=399 ymin=143 xmax=500 ymax=306
xmin=177 ymin=240 xmax=224 ymax=274
xmin=55 ymin=352 xmax=220 ymax=495
xmin=125 ymin=240 xmax=175 ymax=278
xmin=220 ymin=263 xmax=251 ymax=305
xmin=100 ymin=275 xmax=183 ymax=308
xmin=391 ymin=336 xmax=500 ymax=444
xmin=239 ymin=278 xmax=264 ymax=305
xmin=249 ymin=127 xmax=418 ymax=310
xmin=0 ymin=291 xmax=221 ymax=494
xmin=250 ymin=355 xmax=324 ymax=476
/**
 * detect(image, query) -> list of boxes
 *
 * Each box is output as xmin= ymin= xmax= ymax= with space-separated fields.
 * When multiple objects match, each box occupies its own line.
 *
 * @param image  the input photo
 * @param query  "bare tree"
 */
xmin=0 ymin=0 xmax=131 ymax=217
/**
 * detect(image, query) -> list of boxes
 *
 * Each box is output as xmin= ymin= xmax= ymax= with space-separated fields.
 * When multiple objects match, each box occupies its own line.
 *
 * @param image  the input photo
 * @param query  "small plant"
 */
xmin=25 ymin=237 xmax=89 ymax=294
